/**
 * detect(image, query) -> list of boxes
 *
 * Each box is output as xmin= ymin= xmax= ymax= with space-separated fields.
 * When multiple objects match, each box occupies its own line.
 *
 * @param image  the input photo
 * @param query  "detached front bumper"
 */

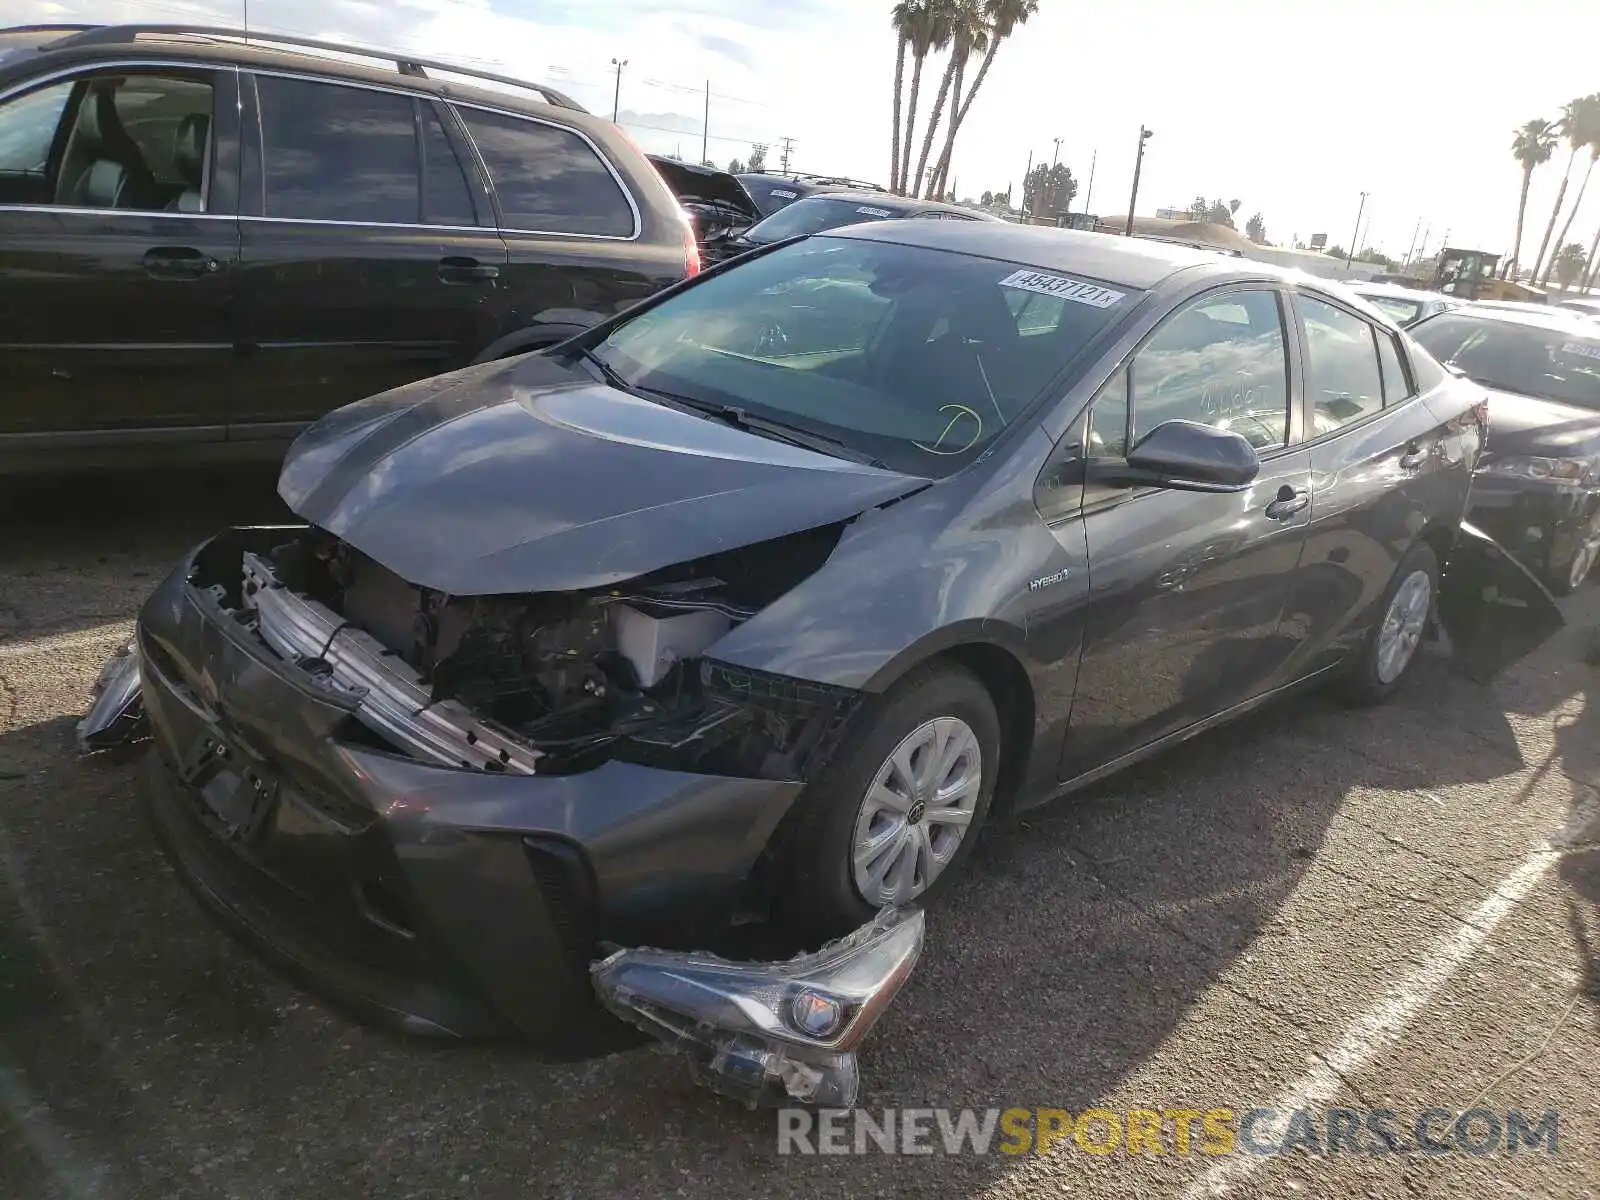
xmin=126 ymin=528 xmax=917 ymax=1103
xmin=1467 ymin=472 xmax=1600 ymax=579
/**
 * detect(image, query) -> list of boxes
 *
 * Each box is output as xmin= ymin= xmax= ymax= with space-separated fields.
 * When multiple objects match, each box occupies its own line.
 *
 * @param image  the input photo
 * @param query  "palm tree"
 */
xmin=1584 ymin=221 xmax=1600 ymax=292
xmin=1507 ymin=117 xmax=1558 ymax=278
xmin=889 ymin=3 xmax=913 ymax=193
xmin=912 ymin=0 xmax=978 ymax=198
xmin=1532 ymin=97 xmax=1596 ymax=281
xmin=928 ymin=0 xmax=1038 ymax=197
xmin=1553 ymin=242 xmax=1588 ymax=292
xmin=1539 ymin=94 xmax=1600 ymax=286
xmin=896 ymin=1 xmax=950 ymax=197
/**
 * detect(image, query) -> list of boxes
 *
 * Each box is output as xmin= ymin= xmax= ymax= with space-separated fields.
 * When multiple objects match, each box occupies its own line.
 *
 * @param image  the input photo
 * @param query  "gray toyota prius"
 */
xmin=84 ymin=222 xmax=1558 ymax=1106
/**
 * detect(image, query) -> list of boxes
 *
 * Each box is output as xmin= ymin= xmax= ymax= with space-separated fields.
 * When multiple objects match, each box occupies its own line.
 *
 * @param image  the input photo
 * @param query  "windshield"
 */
xmin=740 ymin=177 xmax=807 ymax=217
xmin=1361 ymin=295 xmax=1423 ymax=326
xmin=1410 ymin=314 xmax=1600 ymax=408
xmin=589 ymin=236 xmax=1138 ymax=476
xmin=743 ymin=195 xmax=905 ymax=245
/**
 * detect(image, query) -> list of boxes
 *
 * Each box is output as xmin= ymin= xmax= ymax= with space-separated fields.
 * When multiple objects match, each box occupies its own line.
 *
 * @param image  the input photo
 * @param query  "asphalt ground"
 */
xmin=2 ymin=466 xmax=1598 ymax=1199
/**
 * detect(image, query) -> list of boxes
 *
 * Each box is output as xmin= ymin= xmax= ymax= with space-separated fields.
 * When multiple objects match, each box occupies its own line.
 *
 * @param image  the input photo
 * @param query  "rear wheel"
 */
xmin=1336 ymin=542 xmax=1438 ymax=706
xmin=776 ymin=662 xmax=1000 ymax=940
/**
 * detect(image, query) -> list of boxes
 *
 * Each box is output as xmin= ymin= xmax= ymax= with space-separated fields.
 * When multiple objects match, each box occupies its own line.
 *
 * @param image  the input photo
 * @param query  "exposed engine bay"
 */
xmin=218 ymin=526 xmax=860 ymax=778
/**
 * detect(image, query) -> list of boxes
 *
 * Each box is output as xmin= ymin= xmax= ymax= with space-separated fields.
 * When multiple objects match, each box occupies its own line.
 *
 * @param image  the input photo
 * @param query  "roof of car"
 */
xmin=829 ymin=221 xmax=1275 ymax=290
xmin=784 ymin=189 xmax=990 ymax=218
xmin=1347 ymin=281 xmax=1446 ymax=302
xmin=1446 ymin=304 xmax=1600 ymax=335
xmin=10 ymin=24 xmax=611 ymax=133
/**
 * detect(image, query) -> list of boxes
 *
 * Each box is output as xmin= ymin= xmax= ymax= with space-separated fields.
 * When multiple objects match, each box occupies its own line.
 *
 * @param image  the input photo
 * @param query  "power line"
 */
xmin=621 ymin=120 xmax=776 ymax=147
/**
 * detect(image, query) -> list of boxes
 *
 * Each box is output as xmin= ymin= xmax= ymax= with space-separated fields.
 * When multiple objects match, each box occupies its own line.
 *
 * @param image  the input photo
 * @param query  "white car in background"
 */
xmin=1347 ymin=281 xmax=1462 ymax=328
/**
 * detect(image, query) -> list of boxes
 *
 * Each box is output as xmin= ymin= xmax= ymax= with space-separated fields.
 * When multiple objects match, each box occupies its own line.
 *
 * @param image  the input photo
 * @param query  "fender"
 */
xmin=472 ymin=310 xmax=604 ymax=364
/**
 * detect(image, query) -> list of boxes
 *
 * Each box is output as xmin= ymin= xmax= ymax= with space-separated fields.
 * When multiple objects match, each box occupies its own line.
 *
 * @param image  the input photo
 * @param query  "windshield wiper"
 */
xmin=574 ymin=348 xmax=889 ymax=468
xmin=634 ymin=387 xmax=890 ymax=469
xmin=575 ymin=346 xmax=635 ymax=393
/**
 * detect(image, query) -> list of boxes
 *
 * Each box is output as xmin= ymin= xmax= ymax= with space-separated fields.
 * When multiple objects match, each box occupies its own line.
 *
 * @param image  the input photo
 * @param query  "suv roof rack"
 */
xmin=794 ymin=173 xmax=889 ymax=192
xmin=29 ymin=23 xmax=587 ymax=112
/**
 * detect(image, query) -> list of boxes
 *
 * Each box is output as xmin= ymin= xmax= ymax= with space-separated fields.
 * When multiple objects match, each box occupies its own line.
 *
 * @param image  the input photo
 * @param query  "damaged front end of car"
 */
xmin=100 ymin=515 xmax=914 ymax=1107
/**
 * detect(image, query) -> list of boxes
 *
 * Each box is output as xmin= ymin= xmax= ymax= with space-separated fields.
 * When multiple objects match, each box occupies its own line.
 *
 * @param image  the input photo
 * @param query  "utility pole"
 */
xmin=778 ymin=136 xmax=796 ymax=174
xmin=1404 ymin=217 xmax=1422 ymax=270
xmin=1345 ymin=191 xmax=1368 ymax=268
xmin=1051 ymin=137 xmax=1062 ymax=169
xmin=1020 ymin=148 xmax=1033 ymax=218
xmin=701 ymin=80 xmax=709 ymax=164
xmin=610 ymin=57 xmax=627 ymax=122
xmin=1080 ymin=148 xmax=1097 ymax=218
xmin=1124 ymin=125 xmax=1151 ymax=237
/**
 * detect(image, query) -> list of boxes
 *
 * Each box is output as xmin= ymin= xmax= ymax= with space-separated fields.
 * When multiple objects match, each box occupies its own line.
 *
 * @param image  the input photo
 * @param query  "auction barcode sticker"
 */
xmin=1559 ymin=341 xmax=1600 ymax=361
xmin=999 ymin=270 xmax=1126 ymax=308
xmin=857 ymin=206 xmax=894 ymax=217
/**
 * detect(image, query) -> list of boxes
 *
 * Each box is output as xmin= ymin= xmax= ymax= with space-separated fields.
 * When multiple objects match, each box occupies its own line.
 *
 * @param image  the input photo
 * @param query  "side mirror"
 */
xmin=1089 ymin=419 xmax=1260 ymax=493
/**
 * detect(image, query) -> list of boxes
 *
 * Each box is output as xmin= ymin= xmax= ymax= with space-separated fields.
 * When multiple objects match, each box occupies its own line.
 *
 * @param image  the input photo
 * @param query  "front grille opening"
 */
xmin=522 ymin=837 xmax=599 ymax=961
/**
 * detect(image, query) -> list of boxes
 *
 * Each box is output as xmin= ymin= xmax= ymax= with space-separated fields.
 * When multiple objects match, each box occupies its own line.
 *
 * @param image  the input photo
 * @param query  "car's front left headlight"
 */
xmin=1480 ymin=454 xmax=1600 ymax=486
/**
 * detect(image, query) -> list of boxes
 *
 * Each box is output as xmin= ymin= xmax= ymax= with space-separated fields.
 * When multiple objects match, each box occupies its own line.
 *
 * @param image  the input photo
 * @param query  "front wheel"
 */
xmin=1336 ymin=542 xmax=1438 ymax=706
xmin=776 ymin=662 xmax=1000 ymax=940
xmin=1546 ymin=506 xmax=1600 ymax=595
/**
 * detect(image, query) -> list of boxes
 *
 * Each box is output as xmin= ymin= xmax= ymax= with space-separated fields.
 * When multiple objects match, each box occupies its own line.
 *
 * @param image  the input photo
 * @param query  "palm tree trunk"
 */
xmin=890 ymin=36 xmax=907 ymax=193
xmin=1540 ymin=151 xmax=1597 ymax=285
xmin=930 ymin=47 xmax=971 ymax=196
xmin=899 ymin=56 xmax=925 ymax=196
xmin=1509 ymin=167 xmax=1533 ymax=278
xmin=912 ymin=49 xmax=959 ymax=198
xmin=932 ymin=40 xmax=998 ymax=195
xmin=1532 ymin=148 xmax=1579 ymax=281
xmin=1583 ymin=221 xmax=1600 ymax=291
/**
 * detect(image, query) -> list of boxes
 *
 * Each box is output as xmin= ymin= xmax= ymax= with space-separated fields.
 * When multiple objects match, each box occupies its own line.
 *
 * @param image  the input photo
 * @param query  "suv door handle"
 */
xmin=1265 ymin=486 xmax=1309 ymax=520
xmin=1399 ymin=443 xmax=1426 ymax=470
xmin=142 ymin=246 xmax=218 ymax=279
xmin=437 ymin=256 xmax=500 ymax=283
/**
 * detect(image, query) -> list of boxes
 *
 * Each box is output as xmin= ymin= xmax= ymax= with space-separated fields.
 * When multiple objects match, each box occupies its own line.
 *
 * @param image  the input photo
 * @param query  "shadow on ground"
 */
xmin=0 ymin=636 xmax=1532 ymax=1198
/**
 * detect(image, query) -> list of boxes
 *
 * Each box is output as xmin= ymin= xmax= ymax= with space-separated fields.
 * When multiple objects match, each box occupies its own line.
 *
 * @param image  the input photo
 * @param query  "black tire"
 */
xmin=776 ymin=661 xmax=1000 ymax=941
xmin=1335 ymin=541 xmax=1439 ymax=706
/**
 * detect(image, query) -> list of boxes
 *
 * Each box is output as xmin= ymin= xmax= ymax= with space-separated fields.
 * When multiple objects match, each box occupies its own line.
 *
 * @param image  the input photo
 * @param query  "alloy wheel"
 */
xmin=850 ymin=716 xmax=982 ymax=906
xmin=1376 ymin=568 xmax=1432 ymax=684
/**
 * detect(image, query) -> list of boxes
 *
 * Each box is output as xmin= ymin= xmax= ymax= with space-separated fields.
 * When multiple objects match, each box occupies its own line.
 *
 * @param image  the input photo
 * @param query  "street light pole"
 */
xmin=1124 ymin=125 xmax=1151 ymax=237
xmin=1051 ymin=137 xmax=1062 ymax=168
xmin=1081 ymin=148 xmax=1097 ymax=219
xmin=1020 ymin=148 xmax=1033 ymax=218
xmin=1345 ymin=191 xmax=1368 ymax=268
xmin=610 ymin=57 xmax=628 ymax=122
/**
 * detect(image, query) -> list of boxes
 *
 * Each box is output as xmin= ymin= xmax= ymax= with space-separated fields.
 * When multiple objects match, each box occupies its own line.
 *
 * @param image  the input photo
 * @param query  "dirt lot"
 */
xmin=3 ymin=469 xmax=1599 ymax=1199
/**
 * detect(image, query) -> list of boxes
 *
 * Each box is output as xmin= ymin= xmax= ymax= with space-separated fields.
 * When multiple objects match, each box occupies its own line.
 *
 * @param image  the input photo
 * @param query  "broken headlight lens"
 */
xmin=1480 ymin=454 xmax=1600 ymax=485
xmin=591 ymin=906 xmax=924 ymax=1107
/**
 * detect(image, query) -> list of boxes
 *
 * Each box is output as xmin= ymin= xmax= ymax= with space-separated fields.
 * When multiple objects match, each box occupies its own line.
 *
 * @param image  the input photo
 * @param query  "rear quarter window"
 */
xmin=456 ymin=108 xmax=634 ymax=237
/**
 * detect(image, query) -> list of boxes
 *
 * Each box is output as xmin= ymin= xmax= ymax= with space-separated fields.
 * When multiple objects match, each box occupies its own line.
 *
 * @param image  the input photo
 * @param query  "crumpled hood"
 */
xmin=1485 ymin=389 xmax=1600 ymax=457
xmin=648 ymin=155 xmax=761 ymax=223
xmin=278 ymin=357 xmax=926 ymax=596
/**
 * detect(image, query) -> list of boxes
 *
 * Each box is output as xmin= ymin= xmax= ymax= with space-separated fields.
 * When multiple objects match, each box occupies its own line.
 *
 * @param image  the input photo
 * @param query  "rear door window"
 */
xmin=257 ymin=76 xmax=419 ymax=224
xmin=1299 ymin=295 xmax=1385 ymax=434
xmin=1375 ymin=328 xmax=1413 ymax=405
xmin=455 ymin=107 xmax=634 ymax=236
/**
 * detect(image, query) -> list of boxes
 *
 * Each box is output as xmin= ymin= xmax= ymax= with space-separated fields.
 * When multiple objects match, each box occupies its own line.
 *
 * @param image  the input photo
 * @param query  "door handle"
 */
xmin=142 ymin=246 xmax=218 ymax=279
xmin=1399 ymin=443 xmax=1426 ymax=470
xmin=1265 ymin=486 xmax=1309 ymax=521
xmin=437 ymin=255 xmax=500 ymax=283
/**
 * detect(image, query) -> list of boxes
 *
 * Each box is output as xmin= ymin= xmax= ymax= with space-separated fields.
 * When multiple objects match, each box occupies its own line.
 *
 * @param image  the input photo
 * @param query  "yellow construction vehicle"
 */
xmin=1429 ymin=247 xmax=1546 ymax=302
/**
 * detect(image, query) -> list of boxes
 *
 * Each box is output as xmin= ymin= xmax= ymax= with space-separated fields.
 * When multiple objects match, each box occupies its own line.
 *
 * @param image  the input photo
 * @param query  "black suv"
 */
xmin=0 ymin=24 xmax=697 ymax=472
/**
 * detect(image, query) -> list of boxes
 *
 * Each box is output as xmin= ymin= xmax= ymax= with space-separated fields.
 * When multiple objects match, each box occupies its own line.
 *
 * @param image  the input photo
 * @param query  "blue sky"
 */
xmin=8 ymin=0 xmax=1600 ymax=264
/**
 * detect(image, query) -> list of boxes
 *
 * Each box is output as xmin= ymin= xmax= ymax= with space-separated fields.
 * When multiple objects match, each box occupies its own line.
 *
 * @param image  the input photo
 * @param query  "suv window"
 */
xmin=1117 ymin=289 xmax=1291 ymax=452
xmin=421 ymin=105 xmax=476 ymax=226
xmin=455 ymin=107 xmax=633 ymax=236
xmin=258 ymin=76 xmax=419 ymax=224
xmin=0 ymin=73 xmax=213 ymax=211
xmin=1301 ymin=295 xmax=1385 ymax=433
